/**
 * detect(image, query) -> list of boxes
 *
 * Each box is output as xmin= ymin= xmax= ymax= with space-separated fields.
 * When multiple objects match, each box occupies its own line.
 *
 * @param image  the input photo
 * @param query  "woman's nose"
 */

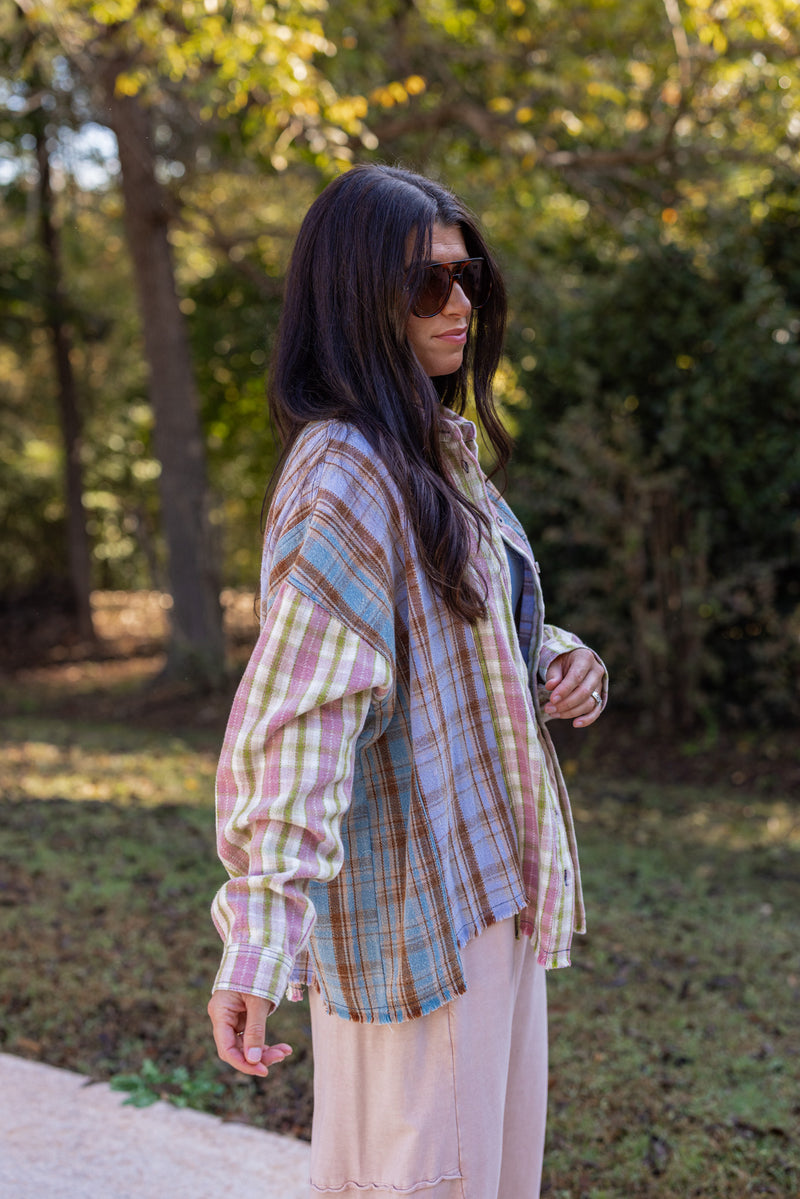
xmin=446 ymin=278 xmax=472 ymax=315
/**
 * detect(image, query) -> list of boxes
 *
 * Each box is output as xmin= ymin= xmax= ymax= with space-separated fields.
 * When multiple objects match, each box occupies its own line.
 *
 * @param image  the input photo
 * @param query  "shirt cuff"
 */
xmin=538 ymin=627 xmax=586 ymax=682
xmin=212 ymin=942 xmax=294 ymax=1009
xmin=537 ymin=629 xmax=609 ymax=711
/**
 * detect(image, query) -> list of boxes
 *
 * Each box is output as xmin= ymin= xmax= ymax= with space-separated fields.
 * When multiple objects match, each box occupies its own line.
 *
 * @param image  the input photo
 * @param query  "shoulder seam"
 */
xmin=277 ymin=579 xmax=395 ymax=675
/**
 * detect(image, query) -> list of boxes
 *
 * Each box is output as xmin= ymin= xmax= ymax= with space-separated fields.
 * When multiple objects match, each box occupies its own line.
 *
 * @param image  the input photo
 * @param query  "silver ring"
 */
xmin=591 ymin=690 xmax=602 ymax=706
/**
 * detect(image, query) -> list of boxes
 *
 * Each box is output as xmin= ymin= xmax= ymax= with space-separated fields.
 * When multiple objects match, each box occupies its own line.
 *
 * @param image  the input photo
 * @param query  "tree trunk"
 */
xmin=35 ymin=129 xmax=96 ymax=643
xmin=106 ymin=83 xmax=225 ymax=684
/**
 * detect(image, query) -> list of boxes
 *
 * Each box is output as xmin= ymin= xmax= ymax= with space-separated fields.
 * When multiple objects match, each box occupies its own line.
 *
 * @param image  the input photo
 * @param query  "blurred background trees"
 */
xmin=1 ymin=0 xmax=798 ymax=725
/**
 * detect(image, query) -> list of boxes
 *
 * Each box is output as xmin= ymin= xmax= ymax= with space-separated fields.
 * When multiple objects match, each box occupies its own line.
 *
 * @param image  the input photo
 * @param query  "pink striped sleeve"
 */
xmin=211 ymin=583 xmax=393 ymax=1005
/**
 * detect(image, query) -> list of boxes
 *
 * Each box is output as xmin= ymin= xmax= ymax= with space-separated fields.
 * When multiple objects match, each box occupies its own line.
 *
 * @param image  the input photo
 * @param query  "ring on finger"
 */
xmin=591 ymin=690 xmax=602 ymax=706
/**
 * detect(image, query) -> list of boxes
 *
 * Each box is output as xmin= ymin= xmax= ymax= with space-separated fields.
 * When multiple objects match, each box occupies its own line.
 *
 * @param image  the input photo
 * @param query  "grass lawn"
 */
xmin=0 ymin=649 xmax=798 ymax=1197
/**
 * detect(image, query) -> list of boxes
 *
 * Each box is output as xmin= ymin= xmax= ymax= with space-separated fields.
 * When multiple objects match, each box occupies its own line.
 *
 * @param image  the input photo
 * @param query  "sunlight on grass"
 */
xmin=0 ymin=718 xmax=217 ymax=807
xmin=680 ymin=799 xmax=800 ymax=850
xmin=572 ymin=781 xmax=800 ymax=852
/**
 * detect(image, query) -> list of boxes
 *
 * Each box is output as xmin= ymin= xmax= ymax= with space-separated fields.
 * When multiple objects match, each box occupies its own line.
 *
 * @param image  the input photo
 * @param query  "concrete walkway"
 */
xmin=0 ymin=1053 xmax=311 ymax=1198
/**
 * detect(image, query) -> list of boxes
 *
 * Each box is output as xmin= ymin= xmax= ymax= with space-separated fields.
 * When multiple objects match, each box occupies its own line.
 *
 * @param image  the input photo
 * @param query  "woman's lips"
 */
xmin=435 ymin=328 xmax=468 ymax=343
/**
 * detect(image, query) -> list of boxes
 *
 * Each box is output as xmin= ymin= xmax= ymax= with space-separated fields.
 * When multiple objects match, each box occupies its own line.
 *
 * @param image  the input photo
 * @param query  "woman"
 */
xmin=208 ymin=164 xmax=607 ymax=1199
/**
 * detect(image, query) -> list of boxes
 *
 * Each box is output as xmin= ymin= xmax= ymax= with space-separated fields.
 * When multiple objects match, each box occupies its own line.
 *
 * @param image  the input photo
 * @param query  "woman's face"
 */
xmin=406 ymin=223 xmax=472 ymax=378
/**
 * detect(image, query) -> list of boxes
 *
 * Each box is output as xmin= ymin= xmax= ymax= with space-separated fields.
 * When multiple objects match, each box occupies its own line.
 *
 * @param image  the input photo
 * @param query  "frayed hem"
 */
xmin=310 ymin=1171 xmax=462 ymax=1193
xmin=315 ymin=979 xmax=468 ymax=1025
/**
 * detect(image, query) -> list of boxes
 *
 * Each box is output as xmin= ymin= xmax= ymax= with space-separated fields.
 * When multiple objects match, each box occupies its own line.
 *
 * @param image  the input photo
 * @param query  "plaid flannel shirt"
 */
xmin=211 ymin=413 xmax=605 ymax=1023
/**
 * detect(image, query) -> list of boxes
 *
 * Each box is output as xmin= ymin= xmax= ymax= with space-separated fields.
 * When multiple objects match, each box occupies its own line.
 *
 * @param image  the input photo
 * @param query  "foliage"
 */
xmin=0 ymin=182 xmax=161 ymax=591
xmin=1 ymin=0 xmax=800 ymax=718
xmin=0 ymin=17 xmax=156 ymax=592
xmin=13 ymin=0 xmax=367 ymax=174
xmin=508 ymin=192 xmax=800 ymax=728
xmin=109 ymin=1058 xmax=224 ymax=1109
xmin=323 ymin=0 xmax=799 ymax=210
xmin=185 ymin=256 xmax=283 ymax=584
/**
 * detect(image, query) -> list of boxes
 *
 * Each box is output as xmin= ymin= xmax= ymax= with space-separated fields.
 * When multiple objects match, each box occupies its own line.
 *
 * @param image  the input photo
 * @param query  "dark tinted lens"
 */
xmin=460 ymin=260 xmax=490 ymax=309
xmin=411 ymin=259 xmax=490 ymax=317
xmin=414 ymin=265 xmax=452 ymax=317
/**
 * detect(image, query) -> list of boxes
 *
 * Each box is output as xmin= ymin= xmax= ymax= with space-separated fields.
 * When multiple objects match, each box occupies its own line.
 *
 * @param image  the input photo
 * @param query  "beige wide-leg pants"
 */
xmin=308 ymin=917 xmax=548 ymax=1199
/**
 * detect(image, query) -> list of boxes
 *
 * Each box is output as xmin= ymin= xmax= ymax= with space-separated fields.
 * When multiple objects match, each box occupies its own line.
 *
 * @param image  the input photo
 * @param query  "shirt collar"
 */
xmin=439 ymin=408 xmax=479 ymax=450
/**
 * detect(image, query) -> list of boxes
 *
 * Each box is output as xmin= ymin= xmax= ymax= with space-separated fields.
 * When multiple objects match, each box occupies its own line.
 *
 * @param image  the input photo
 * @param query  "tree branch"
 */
xmin=661 ymin=0 xmax=692 ymax=92
xmin=366 ymin=99 xmax=499 ymax=145
xmin=185 ymin=207 xmax=288 ymax=299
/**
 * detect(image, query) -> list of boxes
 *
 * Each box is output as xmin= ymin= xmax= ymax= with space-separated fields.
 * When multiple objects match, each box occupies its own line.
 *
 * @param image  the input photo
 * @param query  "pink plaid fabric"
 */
xmin=211 ymin=413 xmax=605 ymax=1022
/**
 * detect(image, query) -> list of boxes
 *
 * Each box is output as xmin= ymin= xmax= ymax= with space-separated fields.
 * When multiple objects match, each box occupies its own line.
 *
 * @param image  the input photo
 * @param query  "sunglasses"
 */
xmin=411 ymin=257 xmax=491 ymax=318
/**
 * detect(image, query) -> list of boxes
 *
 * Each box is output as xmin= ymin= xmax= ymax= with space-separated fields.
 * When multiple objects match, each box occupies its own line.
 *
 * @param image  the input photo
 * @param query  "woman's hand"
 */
xmin=543 ymin=648 xmax=605 ymax=728
xmin=208 ymin=989 xmax=292 ymax=1077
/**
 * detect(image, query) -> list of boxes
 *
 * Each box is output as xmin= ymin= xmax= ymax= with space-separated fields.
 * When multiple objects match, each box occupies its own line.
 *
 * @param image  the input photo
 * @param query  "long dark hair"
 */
xmin=268 ymin=163 xmax=509 ymax=623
